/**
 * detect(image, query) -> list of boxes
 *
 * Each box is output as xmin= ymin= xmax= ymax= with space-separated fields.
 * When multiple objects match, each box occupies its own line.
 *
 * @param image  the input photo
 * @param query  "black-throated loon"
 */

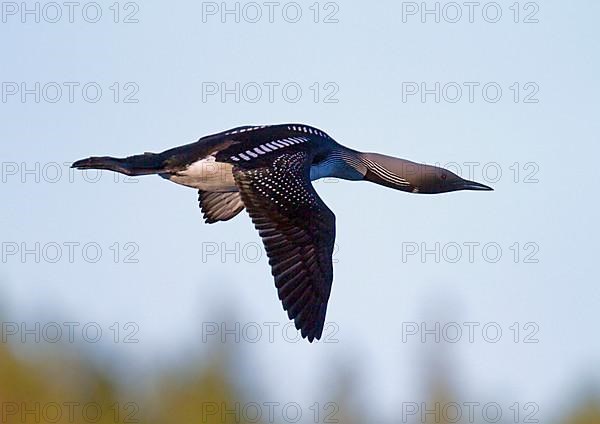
xmin=72 ymin=123 xmax=492 ymax=342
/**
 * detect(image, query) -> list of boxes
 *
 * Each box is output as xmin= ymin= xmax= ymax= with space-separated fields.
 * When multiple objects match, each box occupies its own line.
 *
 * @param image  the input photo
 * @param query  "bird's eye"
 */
xmin=441 ymin=174 xmax=447 ymax=180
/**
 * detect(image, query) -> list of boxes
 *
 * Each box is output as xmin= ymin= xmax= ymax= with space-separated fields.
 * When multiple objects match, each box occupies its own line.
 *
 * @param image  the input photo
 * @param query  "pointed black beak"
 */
xmin=460 ymin=180 xmax=494 ymax=191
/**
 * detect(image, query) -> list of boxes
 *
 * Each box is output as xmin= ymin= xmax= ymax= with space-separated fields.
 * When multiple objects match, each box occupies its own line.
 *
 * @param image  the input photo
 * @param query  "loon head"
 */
xmin=411 ymin=164 xmax=493 ymax=194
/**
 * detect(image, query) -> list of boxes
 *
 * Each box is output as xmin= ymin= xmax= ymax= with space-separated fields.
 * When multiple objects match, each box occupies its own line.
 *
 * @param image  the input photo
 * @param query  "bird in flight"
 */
xmin=72 ymin=124 xmax=492 ymax=342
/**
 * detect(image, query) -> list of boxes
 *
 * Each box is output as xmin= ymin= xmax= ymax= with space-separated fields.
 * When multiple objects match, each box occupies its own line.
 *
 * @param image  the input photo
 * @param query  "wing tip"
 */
xmin=290 ymin=300 xmax=327 ymax=343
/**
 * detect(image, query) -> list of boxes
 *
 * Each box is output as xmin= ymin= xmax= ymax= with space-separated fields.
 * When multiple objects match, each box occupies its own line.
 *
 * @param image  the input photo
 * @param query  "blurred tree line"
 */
xmin=0 ymin=319 xmax=598 ymax=424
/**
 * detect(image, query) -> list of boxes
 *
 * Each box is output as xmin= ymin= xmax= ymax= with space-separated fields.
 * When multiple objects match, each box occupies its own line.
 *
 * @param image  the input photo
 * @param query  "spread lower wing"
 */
xmin=233 ymin=151 xmax=336 ymax=342
xmin=198 ymin=191 xmax=245 ymax=223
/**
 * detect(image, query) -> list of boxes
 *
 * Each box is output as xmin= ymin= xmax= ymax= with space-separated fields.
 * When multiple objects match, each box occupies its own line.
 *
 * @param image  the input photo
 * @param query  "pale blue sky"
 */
xmin=1 ymin=0 xmax=599 ymax=421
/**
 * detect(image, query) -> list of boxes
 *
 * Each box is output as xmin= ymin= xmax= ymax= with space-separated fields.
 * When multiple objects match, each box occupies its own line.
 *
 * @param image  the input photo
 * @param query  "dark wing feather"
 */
xmin=233 ymin=151 xmax=336 ymax=342
xmin=198 ymin=191 xmax=245 ymax=224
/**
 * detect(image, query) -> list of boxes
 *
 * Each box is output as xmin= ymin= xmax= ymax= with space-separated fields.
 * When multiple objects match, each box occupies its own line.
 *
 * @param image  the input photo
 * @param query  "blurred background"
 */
xmin=1 ymin=0 xmax=599 ymax=422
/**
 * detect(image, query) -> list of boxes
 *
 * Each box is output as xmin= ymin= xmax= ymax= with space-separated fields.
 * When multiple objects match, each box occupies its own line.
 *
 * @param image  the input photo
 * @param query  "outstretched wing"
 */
xmin=198 ymin=191 xmax=245 ymax=224
xmin=233 ymin=151 xmax=336 ymax=342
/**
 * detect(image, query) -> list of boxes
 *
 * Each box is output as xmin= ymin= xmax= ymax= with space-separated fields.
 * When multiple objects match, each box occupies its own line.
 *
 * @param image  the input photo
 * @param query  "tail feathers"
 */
xmin=71 ymin=153 xmax=164 ymax=176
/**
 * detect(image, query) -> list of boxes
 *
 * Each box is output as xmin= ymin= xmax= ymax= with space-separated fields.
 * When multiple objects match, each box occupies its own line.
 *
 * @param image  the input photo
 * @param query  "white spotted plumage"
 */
xmin=230 ymin=136 xmax=310 ymax=162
